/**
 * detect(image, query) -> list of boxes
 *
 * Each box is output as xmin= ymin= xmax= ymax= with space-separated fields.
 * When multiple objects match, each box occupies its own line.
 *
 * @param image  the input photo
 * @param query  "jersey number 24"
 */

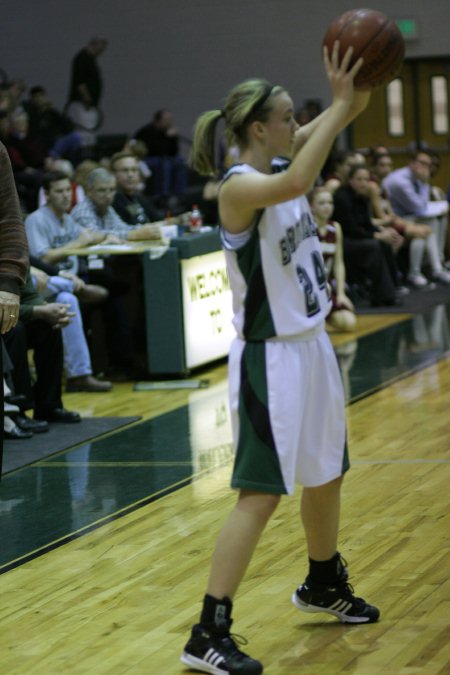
xmin=295 ymin=251 xmax=328 ymax=317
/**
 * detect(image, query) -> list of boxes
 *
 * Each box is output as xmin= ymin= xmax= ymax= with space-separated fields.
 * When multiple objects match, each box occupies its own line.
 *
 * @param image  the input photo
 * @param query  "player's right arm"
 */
xmin=220 ymin=44 xmax=370 ymax=233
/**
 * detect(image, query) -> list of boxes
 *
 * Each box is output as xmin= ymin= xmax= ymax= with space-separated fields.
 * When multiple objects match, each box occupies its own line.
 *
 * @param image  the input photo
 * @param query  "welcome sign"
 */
xmin=181 ymin=251 xmax=235 ymax=368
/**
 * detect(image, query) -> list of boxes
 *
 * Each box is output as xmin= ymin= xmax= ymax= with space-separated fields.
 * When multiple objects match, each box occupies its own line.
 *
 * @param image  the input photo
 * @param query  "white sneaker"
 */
xmin=407 ymin=273 xmax=429 ymax=288
xmin=4 ymin=402 xmax=20 ymax=414
xmin=432 ymin=270 xmax=450 ymax=285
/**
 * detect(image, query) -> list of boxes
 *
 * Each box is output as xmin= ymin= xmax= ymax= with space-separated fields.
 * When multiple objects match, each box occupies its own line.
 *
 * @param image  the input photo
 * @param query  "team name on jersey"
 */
xmin=279 ymin=212 xmax=318 ymax=266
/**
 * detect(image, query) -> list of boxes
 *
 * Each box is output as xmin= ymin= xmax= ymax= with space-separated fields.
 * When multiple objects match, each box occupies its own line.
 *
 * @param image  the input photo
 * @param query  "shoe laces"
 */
xmin=338 ymin=580 xmax=368 ymax=609
xmin=337 ymin=553 xmax=348 ymax=571
xmin=336 ymin=556 xmax=365 ymax=605
xmin=230 ymin=633 xmax=248 ymax=647
xmin=339 ymin=579 xmax=355 ymax=597
xmin=220 ymin=631 xmax=250 ymax=655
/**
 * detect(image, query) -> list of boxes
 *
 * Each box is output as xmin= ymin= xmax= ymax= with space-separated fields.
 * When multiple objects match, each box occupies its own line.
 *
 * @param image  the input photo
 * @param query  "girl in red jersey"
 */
xmin=310 ymin=187 xmax=356 ymax=332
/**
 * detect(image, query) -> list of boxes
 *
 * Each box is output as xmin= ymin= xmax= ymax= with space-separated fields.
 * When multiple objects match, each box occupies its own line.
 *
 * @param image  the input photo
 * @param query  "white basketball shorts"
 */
xmin=228 ymin=328 xmax=348 ymax=494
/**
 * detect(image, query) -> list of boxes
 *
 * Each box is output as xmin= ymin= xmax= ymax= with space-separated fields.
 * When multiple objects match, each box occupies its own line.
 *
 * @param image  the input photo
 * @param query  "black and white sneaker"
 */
xmin=181 ymin=624 xmax=263 ymax=674
xmin=292 ymin=577 xmax=380 ymax=624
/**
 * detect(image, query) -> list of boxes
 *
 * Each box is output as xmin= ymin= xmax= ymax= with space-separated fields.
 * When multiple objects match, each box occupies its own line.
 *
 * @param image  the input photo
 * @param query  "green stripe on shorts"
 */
xmin=232 ymin=342 xmax=287 ymax=494
xmin=341 ymin=435 xmax=350 ymax=475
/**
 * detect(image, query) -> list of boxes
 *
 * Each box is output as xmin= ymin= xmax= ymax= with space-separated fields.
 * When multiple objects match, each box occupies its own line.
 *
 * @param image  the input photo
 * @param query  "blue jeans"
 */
xmin=145 ymin=155 xmax=187 ymax=196
xmin=44 ymin=276 xmax=92 ymax=379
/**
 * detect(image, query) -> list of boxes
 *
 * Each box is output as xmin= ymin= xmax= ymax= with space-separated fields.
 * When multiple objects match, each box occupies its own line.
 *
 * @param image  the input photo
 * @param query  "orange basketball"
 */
xmin=322 ymin=8 xmax=405 ymax=88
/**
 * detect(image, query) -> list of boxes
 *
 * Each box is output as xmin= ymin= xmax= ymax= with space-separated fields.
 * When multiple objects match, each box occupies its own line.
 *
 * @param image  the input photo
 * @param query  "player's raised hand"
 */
xmin=324 ymin=42 xmax=370 ymax=116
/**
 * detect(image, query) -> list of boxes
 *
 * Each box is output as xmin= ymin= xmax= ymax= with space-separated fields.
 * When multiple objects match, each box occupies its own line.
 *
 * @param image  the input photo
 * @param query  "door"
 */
xmin=351 ymin=58 xmax=450 ymax=191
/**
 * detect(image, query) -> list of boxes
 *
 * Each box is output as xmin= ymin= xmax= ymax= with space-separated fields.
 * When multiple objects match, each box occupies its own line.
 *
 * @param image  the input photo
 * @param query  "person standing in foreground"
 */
xmin=181 ymin=44 xmax=379 ymax=675
xmin=0 ymin=141 xmax=29 ymax=477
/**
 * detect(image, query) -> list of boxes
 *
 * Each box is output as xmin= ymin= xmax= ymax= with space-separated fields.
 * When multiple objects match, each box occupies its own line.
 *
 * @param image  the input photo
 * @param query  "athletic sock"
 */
xmin=308 ymin=552 xmax=344 ymax=586
xmin=199 ymin=594 xmax=233 ymax=630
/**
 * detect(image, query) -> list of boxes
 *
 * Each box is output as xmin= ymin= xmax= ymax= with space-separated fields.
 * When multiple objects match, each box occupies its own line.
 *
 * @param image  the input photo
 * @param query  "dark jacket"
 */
xmin=0 ymin=142 xmax=29 ymax=294
xmin=333 ymin=184 xmax=378 ymax=240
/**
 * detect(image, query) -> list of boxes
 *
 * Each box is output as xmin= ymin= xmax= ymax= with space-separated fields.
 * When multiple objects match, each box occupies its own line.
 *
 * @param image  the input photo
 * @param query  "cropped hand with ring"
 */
xmin=0 ymin=290 xmax=20 ymax=334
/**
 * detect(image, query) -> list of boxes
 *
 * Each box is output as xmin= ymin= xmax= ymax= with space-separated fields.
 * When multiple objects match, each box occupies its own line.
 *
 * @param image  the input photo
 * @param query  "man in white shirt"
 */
xmin=383 ymin=151 xmax=450 ymax=287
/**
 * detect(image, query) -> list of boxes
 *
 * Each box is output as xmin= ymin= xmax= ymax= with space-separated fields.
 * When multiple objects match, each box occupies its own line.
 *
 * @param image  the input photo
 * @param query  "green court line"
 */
xmin=353 ymin=459 xmax=450 ymax=465
xmin=0 ymin=456 xmax=233 ymax=575
xmin=36 ymin=461 xmax=198 ymax=467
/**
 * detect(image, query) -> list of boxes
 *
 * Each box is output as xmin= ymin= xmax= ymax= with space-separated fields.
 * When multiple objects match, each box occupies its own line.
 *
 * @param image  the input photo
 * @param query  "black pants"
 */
xmin=343 ymin=237 xmax=397 ymax=306
xmin=3 ymin=319 xmax=64 ymax=418
xmin=82 ymin=263 xmax=134 ymax=370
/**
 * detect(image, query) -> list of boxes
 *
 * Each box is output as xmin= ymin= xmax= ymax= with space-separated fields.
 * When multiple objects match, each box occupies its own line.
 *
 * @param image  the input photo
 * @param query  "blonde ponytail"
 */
xmin=190 ymin=109 xmax=223 ymax=176
xmin=190 ymin=79 xmax=285 ymax=176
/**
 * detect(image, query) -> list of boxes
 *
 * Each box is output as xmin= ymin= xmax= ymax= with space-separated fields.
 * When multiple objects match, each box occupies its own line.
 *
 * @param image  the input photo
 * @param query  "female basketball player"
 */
xmin=181 ymin=43 xmax=379 ymax=675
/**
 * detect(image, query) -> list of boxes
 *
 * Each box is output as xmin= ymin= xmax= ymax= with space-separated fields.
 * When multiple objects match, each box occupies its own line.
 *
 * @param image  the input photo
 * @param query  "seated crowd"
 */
xmin=318 ymin=144 xmax=449 ymax=312
xmin=0 ymin=77 xmax=449 ymax=440
xmin=1 ymin=74 xmax=190 ymax=440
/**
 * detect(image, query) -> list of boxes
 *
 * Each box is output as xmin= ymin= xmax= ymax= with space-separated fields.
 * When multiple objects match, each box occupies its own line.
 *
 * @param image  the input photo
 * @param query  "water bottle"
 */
xmin=189 ymin=204 xmax=203 ymax=232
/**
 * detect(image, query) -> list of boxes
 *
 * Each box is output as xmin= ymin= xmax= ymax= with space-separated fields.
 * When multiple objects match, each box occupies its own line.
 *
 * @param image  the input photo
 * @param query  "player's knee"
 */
xmin=237 ymin=490 xmax=281 ymax=519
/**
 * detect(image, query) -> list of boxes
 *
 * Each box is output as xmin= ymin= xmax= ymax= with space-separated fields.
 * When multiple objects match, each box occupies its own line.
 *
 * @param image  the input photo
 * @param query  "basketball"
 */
xmin=322 ymin=8 xmax=405 ymax=88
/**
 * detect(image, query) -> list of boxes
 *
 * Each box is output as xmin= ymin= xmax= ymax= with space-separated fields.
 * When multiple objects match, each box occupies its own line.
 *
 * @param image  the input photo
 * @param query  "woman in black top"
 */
xmin=333 ymin=164 xmax=403 ymax=306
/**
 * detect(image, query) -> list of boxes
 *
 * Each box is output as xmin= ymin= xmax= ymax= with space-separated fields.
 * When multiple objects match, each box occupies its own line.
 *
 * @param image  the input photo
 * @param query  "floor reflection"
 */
xmin=1 ymin=302 xmax=449 ymax=572
xmin=336 ymin=303 xmax=450 ymax=402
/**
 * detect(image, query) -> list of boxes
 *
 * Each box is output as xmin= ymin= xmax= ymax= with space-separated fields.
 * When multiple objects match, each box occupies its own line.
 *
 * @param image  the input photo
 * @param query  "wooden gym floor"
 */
xmin=0 ymin=305 xmax=449 ymax=674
